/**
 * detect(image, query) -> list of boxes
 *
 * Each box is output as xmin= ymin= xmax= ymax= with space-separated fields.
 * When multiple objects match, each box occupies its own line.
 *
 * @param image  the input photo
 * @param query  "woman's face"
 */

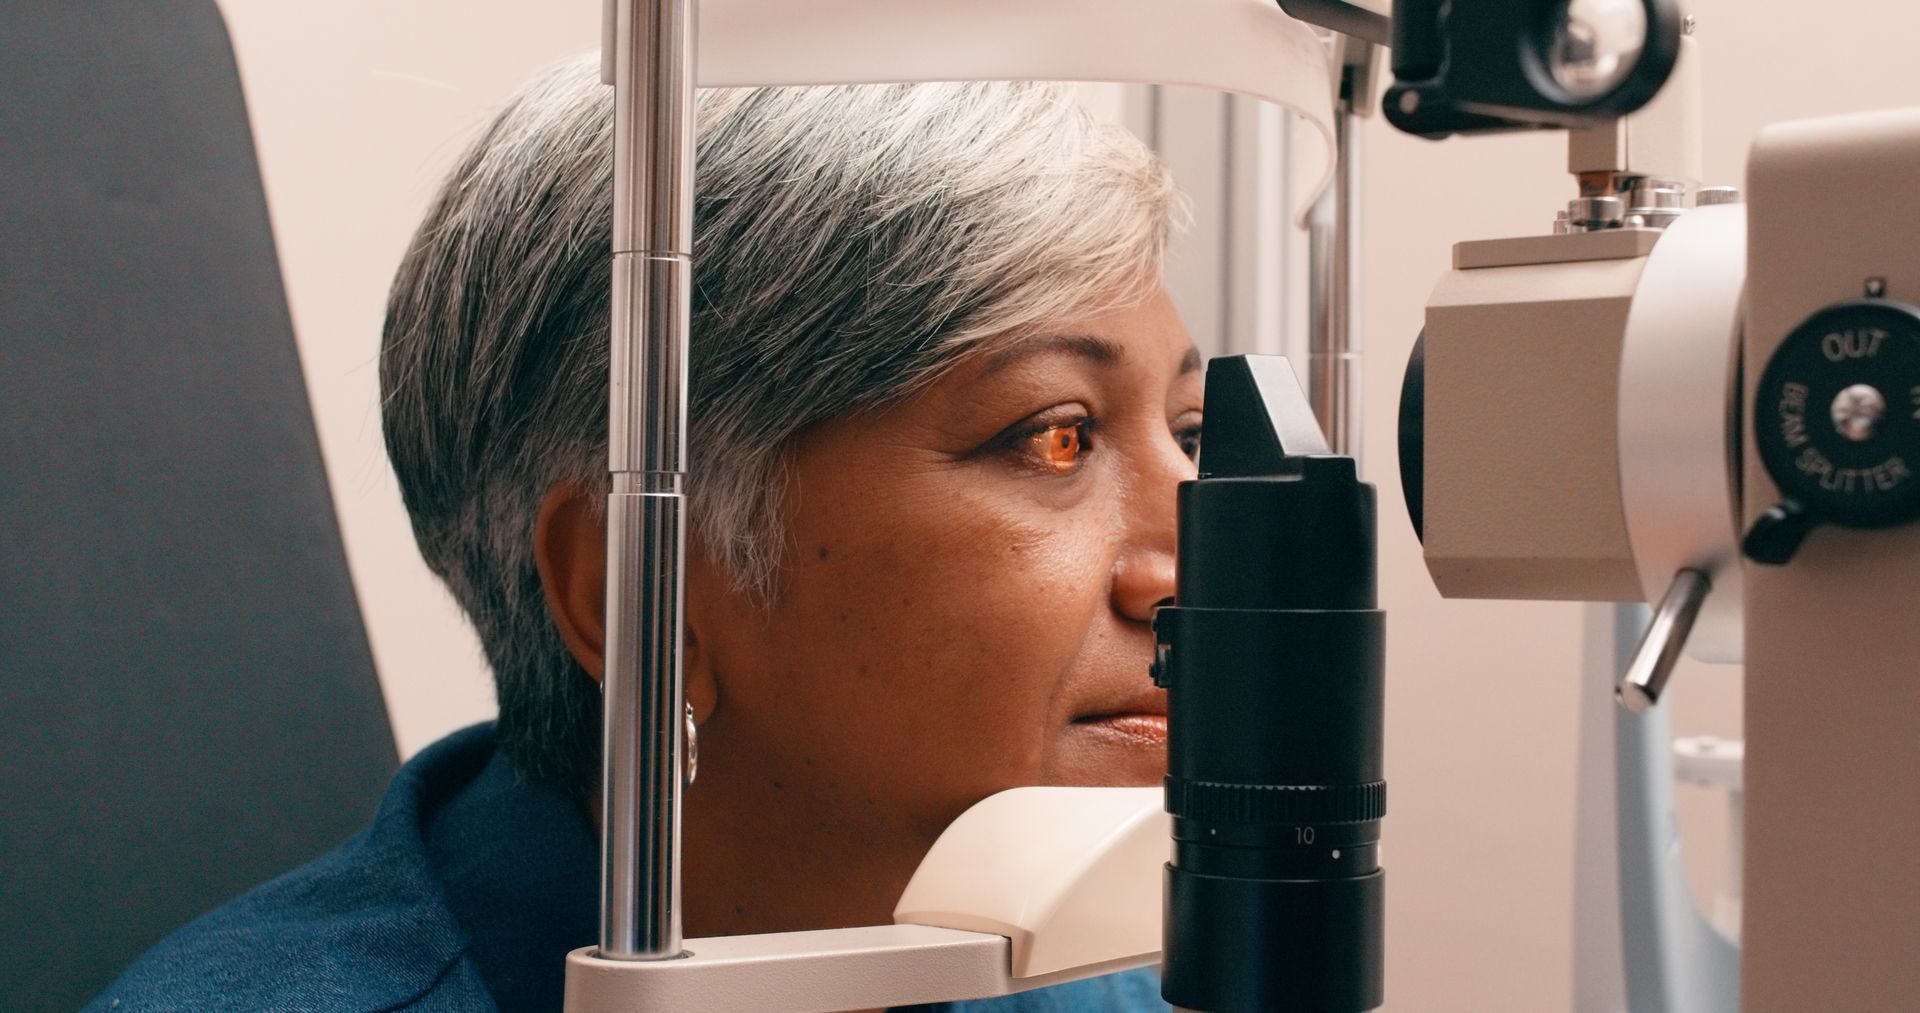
xmin=682 ymin=285 xmax=1201 ymax=934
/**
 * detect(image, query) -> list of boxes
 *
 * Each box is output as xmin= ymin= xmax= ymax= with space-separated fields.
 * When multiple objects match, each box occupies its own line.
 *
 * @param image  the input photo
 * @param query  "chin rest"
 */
xmin=894 ymin=786 xmax=1166 ymax=978
xmin=564 ymin=787 xmax=1164 ymax=1012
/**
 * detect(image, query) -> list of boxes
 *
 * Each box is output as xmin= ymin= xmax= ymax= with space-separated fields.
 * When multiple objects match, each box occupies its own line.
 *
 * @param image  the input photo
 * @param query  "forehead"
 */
xmin=974 ymin=293 xmax=1201 ymax=378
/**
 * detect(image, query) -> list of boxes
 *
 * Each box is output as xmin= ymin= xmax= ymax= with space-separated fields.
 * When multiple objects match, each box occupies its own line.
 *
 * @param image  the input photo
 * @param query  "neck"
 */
xmin=680 ymin=756 xmax=930 ymax=938
xmin=580 ymin=730 xmax=940 ymax=938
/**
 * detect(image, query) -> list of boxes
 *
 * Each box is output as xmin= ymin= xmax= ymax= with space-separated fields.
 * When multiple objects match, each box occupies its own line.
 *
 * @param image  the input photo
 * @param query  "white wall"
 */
xmin=220 ymin=1 xmax=1920 ymax=1007
xmin=217 ymin=1 xmax=603 ymax=756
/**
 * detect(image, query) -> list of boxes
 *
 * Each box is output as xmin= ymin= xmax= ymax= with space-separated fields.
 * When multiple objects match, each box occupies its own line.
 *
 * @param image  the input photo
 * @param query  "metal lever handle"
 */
xmin=1616 ymin=569 xmax=1713 ymax=713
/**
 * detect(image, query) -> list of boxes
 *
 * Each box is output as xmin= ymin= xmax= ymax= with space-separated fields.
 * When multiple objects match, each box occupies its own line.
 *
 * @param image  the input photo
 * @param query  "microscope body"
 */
xmin=1414 ymin=32 xmax=1729 ymax=620
xmin=1410 ymin=105 xmax=1920 ymax=1009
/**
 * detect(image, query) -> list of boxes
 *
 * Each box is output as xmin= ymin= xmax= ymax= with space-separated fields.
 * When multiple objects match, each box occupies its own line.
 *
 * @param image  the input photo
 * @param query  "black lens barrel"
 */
xmin=1157 ymin=454 xmax=1386 ymax=1013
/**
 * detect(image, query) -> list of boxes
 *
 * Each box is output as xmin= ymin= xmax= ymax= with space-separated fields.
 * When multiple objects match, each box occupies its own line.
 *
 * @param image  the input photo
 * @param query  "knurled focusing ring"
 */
xmin=1168 ymin=778 xmax=1387 ymax=825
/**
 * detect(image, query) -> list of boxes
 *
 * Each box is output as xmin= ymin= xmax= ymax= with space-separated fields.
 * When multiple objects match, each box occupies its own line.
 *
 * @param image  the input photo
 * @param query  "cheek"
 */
xmin=730 ymin=470 xmax=1117 ymax=812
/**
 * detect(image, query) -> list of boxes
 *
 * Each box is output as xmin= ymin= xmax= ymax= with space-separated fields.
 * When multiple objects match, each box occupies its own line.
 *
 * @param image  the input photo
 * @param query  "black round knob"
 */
xmin=1750 ymin=299 xmax=1920 ymax=558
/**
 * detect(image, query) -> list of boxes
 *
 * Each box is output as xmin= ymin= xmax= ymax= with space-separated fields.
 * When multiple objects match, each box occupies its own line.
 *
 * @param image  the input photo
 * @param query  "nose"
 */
xmin=1112 ymin=551 xmax=1176 ymax=624
xmin=1111 ymin=434 xmax=1194 ymax=623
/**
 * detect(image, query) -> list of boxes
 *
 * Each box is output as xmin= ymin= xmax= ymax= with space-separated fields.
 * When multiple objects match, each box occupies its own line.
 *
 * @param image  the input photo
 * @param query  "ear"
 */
xmin=535 ymin=484 xmax=607 ymax=682
xmin=534 ymin=483 xmax=721 ymax=724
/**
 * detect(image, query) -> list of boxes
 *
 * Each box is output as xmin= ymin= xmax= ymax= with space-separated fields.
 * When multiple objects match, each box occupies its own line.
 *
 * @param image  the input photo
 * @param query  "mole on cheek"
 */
xmin=816 ymin=545 xmax=830 ymax=560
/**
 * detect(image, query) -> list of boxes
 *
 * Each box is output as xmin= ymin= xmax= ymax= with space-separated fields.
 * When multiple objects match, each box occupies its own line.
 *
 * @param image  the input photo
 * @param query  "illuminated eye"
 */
xmin=1028 ymin=423 xmax=1085 ymax=471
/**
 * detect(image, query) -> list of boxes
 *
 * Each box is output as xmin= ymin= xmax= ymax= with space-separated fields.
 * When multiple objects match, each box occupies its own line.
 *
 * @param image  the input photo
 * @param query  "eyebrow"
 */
xmin=981 ymin=333 xmax=1124 ymax=374
xmin=981 ymin=334 xmax=1205 ymax=377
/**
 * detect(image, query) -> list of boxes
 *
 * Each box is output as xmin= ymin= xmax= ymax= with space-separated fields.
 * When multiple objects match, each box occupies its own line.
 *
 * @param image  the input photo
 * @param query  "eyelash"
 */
xmin=1173 ymin=419 xmax=1202 ymax=461
xmin=1001 ymin=411 xmax=1203 ymax=474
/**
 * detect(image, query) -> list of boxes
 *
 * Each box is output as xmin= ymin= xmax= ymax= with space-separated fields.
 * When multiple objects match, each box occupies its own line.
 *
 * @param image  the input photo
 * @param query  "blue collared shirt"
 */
xmin=90 ymin=724 xmax=1166 ymax=1011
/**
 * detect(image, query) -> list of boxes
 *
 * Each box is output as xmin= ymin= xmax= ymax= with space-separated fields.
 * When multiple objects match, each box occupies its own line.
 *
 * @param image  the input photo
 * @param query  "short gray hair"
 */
xmin=381 ymin=56 xmax=1179 ymax=788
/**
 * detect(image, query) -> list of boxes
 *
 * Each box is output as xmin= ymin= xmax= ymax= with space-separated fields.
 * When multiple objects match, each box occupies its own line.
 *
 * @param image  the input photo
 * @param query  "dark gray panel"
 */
xmin=0 ymin=4 xmax=399 ymax=1009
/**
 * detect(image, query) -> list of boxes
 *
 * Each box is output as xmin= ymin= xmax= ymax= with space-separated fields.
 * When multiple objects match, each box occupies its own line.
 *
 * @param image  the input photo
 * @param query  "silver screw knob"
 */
xmin=1568 ymin=195 xmax=1627 ymax=230
xmin=1629 ymin=208 xmax=1686 ymax=230
xmin=1696 ymin=186 xmax=1743 ymax=206
xmin=1832 ymin=383 xmax=1888 ymax=442
xmin=1630 ymin=184 xmax=1687 ymax=210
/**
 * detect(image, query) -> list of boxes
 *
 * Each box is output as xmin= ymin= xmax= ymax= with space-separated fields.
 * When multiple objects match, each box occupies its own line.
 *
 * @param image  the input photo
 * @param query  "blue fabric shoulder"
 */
xmin=87 ymin=721 xmax=1167 ymax=1013
xmin=84 ymin=726 xmax=500 ymax=1013
xmin=899 ymin=966 xmax=1168 ymax=1013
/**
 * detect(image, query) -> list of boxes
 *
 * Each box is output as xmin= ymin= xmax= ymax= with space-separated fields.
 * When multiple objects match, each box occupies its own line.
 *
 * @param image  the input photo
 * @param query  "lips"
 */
xmin=1074 ymin=685 xmax=1168 ymax=722
xmin=1073 ymin=712 xmax=1169 ymax=746
xmin=1072 ymin=685 xmax=1170 ymax=746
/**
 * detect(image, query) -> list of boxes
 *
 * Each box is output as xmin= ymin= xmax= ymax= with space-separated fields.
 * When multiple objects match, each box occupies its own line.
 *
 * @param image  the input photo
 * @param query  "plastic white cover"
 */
xmin=1617 ymin=205 xmax=1747 ymax=663
xmin=685 ymin=0 xmax=1338 ymax=216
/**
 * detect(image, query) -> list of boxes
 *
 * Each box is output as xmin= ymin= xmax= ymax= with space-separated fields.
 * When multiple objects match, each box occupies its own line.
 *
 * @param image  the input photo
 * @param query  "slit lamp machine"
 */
xmin=570 ymin=0 xmax=1920 ymax=1009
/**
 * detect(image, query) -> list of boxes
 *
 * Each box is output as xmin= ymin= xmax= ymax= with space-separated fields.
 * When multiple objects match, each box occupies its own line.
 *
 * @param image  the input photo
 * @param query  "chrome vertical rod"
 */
xmin=601 ymin=0 xmax=695 ymax=961
xmin=1307 ymin=60 xmax=1366 ymax=461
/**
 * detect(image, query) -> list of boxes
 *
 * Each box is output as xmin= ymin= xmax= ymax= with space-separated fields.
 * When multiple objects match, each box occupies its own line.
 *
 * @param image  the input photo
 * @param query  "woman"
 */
xmin=95 ymin=56 xmax=1195 ymax=1011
